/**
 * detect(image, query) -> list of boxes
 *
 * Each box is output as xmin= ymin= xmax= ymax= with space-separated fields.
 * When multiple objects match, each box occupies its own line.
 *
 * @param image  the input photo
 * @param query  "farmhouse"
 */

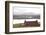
xmin=24 ymin=20 xmax=40 ymax=26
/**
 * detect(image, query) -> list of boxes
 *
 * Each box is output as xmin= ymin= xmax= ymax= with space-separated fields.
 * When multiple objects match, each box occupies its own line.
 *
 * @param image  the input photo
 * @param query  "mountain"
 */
xmin=13 ymin=15 xmax=40 ymax=19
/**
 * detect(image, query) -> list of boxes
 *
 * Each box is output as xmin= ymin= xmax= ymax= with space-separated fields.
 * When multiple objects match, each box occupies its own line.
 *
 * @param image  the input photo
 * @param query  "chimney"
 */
xmin=24 ymin=19 xmax=26 ymax=24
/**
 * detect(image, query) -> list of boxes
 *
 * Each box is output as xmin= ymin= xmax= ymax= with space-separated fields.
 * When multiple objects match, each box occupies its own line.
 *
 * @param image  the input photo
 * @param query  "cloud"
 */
xmin=13 ymin=6 xmax=40 ymax=15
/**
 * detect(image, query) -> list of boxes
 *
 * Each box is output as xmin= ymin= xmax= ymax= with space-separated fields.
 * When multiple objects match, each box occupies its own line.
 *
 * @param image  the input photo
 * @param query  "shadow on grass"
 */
xmin=13 ymin=23 xmax=40 ymax=28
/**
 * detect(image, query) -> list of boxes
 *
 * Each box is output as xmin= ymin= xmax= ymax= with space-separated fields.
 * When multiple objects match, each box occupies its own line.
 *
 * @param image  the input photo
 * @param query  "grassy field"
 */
xmin=13 ymin=23 xmax=40 ymax=28
xmin=13 ymin=23 xmax=25 ymax=28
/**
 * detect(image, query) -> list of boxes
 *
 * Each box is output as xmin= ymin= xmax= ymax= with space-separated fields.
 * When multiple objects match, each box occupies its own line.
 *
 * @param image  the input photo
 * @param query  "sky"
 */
xmin=13 ymin=6 xmax=40 ymax=15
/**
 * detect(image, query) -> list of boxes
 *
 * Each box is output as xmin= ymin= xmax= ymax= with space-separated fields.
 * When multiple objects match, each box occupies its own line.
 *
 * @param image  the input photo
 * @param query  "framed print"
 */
xmin=5 ymin=1 xmax=45 ymax=34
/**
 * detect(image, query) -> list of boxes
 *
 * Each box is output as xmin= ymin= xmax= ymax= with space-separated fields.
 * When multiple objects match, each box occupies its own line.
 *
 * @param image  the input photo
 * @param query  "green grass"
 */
xmin=13 ymin=23 xmax=40 ymax=28
xmin=13 ymin=23 xmax=25 ymax=28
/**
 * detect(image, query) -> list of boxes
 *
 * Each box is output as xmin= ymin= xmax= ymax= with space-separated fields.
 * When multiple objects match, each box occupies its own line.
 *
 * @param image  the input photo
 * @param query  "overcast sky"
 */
xmin=13 ymin=6 xmax=40 ymax=15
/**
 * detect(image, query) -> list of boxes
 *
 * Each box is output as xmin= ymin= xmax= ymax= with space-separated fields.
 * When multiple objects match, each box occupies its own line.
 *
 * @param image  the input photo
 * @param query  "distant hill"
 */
xmin=13 ymin=15 xmax=40 ymax=19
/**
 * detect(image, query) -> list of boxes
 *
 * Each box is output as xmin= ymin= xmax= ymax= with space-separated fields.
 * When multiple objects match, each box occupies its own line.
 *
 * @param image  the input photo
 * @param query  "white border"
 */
xmin=9 ymin=3 xmax=43 ymax=32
